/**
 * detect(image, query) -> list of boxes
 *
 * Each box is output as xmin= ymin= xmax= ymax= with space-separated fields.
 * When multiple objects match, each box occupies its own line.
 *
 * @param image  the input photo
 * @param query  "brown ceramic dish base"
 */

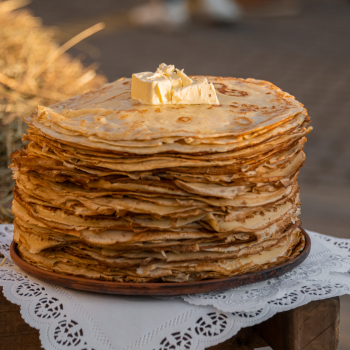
xmin=10 ymin=228 xmax=310 ymax=296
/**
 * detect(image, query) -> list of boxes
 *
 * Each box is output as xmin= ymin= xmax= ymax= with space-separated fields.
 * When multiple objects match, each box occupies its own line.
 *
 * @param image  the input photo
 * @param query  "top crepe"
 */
xmin=32 ymin=77 xmax=304 ymax=141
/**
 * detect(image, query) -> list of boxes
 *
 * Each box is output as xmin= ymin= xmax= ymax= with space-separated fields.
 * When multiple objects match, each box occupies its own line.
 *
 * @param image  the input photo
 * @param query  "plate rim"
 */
xmin=10 ymin=228 xmax=310 ymax=296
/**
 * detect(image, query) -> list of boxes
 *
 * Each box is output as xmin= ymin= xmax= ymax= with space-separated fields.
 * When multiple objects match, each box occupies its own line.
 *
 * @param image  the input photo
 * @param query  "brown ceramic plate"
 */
xmin=10 ymin=228 xmax=310 ymax=296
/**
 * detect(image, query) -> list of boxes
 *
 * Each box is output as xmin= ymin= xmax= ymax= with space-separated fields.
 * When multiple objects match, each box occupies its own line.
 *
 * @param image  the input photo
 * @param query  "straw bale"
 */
xmin=0 ymin=0 xmax=106 ymax=222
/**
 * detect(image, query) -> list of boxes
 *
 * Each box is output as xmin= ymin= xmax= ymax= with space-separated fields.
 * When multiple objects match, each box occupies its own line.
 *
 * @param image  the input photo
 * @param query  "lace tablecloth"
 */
xmin=1 ymin=224 xmax=350 ymax=350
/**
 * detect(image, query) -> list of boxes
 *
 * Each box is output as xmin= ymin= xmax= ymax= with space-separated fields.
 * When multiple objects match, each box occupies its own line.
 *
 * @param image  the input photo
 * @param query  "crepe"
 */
xmin=16 ymin=227 xmax=304 ymax=282
xmin=11 ymin=75 xmax=311 ymax=282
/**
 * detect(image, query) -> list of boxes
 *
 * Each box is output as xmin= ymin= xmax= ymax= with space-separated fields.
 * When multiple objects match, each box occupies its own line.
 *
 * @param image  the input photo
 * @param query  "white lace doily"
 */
xmin=1 ymin=225 xmax=350 ymax=350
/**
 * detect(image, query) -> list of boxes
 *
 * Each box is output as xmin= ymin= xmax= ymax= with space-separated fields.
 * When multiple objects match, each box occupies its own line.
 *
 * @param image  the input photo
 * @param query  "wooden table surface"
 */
xmin=0 ymin=287 xmax=339 ymax=350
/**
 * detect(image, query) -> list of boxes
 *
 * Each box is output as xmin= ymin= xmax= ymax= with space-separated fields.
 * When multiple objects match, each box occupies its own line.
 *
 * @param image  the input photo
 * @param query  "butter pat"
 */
xmin=172 ymin=78 xmax=219 ymax=105
xmin=131 ymin=72 xmax=172 ymax=105
xmin=131 ymin=63 xmax=219 ymax=105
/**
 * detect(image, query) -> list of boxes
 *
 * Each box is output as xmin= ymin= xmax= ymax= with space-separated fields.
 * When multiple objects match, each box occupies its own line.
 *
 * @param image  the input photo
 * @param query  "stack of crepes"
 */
xmin=10 ymin=76 xmax=312 ymax=282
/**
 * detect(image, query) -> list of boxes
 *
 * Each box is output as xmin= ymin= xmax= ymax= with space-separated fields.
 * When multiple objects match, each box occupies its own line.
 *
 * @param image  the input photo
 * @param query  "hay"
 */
xmin=0 ymin=0 xmax=107 ymax=222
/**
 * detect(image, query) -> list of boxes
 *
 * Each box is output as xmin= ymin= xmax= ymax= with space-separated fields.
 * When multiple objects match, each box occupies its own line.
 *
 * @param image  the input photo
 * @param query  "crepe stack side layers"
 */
xmin=11 ymin=74 xmax=312 ymax=282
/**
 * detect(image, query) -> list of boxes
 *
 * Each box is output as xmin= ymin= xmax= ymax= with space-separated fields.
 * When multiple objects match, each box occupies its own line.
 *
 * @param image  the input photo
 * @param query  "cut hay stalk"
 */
xmin=0 ymin=0 xmax=29 ymax=13
xmin=32 ymin=22 xmax=105 ymax=79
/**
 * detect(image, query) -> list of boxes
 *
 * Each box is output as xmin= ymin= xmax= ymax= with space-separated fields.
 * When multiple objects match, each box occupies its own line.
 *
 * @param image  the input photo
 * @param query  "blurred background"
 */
xmin=0 ymin=0 xmax=349 ymax=348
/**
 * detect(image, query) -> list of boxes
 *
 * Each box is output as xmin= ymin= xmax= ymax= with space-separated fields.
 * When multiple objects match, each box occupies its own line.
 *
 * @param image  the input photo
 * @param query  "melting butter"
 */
xmin=172 ymin=78 xmax=219 ymax=105
xmin=131 ymin=63 xmax=219 ymax=105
